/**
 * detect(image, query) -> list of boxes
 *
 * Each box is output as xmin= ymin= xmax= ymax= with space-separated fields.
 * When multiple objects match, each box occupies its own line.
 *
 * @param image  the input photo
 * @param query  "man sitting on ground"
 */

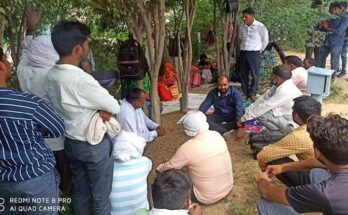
xmin=110 ymin=131 xmax=152 ymax=215
xmin=255 ymin=114 xmax=348 ymax=215
xmin=117 ymin=88 xmax=165 ymax=142
xmin=284 ymin=55 xmax=308 ymax=94
xmin=257 ymin=96 xmax=322 ymax=187
xmin=242 ymin=65 xmax=302 ymax=134
xmin=157 ymin=111 xmax=233 ymax=205
xmin=136 ymin=169 xmax=202 ymax=215
xmin=199 ymin=75 xmax=244 ymax=136
xmin=303 ymin=57 xmax=315 ymax=70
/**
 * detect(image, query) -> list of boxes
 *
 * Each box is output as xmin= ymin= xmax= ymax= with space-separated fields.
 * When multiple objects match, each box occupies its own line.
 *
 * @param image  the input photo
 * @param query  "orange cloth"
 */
xmin=157 ymin=130 xmax=233 ymax=205
xmin=161 ymin=62 xmax=179 ymax=98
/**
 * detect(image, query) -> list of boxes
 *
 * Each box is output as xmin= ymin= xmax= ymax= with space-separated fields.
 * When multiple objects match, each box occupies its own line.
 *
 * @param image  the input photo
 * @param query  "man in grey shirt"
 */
xmin=255 ymin=114 xmax=348 ymax=215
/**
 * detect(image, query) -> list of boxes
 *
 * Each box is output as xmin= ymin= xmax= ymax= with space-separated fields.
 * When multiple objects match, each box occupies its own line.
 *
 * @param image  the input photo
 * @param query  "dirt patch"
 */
xmin=144 ymin=82 xmax=348 ymax=214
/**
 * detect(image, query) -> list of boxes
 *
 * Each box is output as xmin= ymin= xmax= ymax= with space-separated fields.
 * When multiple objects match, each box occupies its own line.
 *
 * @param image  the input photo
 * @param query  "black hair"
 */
xmin=330 ymin=2 xmax=342 ymax=9
xmin=272 ymin=64 xmax=292 ymax=80
xmin=242 ymin=7 xmax=255 ymax=15
xmin=307 ymin=114 xmax=348 ymax=165
xmin=285 ymin=55 xmax=304 ymax=68
xmin=0 ymin=47 xmax=3 ymax=61
xmin=125 ymin=88 xmax=147 ymax=103
xmin=304 ymin=57 xmax=315 ymax=66
xmin=152 ymin=169 xmax=192 ymax=210
xmin=341 ymin=1 xmax=348 ymax=8
xmin=292 ymin=96 xmax=322 ymax=122
xmin=199 ymin=54 xmax=207 ymax=61
xmin=51 ymin=21 xmax=91 ymax=57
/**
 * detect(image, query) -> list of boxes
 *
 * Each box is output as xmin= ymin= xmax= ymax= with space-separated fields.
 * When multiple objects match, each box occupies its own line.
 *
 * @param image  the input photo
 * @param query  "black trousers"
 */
xmin=239 ymin=50 xmax=261 ymax=98
xmin=268 ymin=157 xmax=311 ymax=187
xmin=206 ymin=114 xmax=236 ymax=135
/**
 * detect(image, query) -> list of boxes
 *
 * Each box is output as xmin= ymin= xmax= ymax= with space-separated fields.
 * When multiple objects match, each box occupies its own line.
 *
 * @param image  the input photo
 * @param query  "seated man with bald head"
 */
xmin=199 ymin=75 xmax=245 ymax=136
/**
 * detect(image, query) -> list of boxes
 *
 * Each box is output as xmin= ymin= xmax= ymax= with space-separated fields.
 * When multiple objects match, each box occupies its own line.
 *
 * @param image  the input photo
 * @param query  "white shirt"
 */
xmin=240 ymin=20 xmax=269 ymax=51
xmin=242 ymin=79 xmax=303 ymax=121
xmin=17 ymin=36 xmax=64 ymax=151
xmin=117 ymin=99 xmax=158 ymax=142
xmin=291 ymin=67 xmax=308 ymax=94
xmin=46 ymin=64 xmax=120 ymax=141
xmin=149 ymin=208 xmax=189 ymax=215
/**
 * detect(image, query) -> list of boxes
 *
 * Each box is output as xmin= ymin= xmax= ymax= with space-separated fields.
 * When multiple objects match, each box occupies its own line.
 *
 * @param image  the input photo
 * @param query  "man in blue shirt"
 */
xmin=0 ymin=47 xmax=65 ymax=214
xmin=317 ymin=2 xmax=348 ymax=80
xmin=199 ymin=75 xmax=245 ymax=136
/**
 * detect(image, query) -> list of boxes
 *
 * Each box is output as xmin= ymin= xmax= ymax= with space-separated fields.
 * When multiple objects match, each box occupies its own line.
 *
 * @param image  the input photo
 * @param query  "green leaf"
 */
xmin=0 ymin=7 xmax=5 ymax=15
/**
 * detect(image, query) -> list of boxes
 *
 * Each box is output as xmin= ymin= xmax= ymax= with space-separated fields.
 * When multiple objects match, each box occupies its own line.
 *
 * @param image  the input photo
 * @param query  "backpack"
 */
xmin=247 ymin=130 xmax=287 ymax=160
xmin=118 ymin=34 xmax=149 ymax=80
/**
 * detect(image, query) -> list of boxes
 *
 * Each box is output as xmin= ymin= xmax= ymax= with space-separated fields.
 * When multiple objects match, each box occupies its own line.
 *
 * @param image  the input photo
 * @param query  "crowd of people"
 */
xmin=0 ymin=3 xmax=348 ymax=215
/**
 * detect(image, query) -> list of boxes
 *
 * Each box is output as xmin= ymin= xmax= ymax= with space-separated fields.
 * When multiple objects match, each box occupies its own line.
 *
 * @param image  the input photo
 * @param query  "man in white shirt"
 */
xmin=117 ymin=88 xmax=165 ymax=142
xmin=16 ymin=10 xmax=71 ymax=196
xmin=242 ymin=65 xmax=302 ymax=134
xmin=284 ymin=55 xmax=308 ymax=94
xmin=239 ymin=7 xmax=269 ymax=101
xmin=46 ymin=21 xmax=120 ymax=215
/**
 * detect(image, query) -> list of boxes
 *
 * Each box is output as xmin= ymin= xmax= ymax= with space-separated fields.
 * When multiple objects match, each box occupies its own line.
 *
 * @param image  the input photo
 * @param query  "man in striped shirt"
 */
xmin=0 ymin=47 xmax=65 ymax=214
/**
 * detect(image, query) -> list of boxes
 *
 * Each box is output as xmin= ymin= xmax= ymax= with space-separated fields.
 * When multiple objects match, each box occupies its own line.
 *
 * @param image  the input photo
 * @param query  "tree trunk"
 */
xmin=180 ymin=0 xmax=197 ymax=113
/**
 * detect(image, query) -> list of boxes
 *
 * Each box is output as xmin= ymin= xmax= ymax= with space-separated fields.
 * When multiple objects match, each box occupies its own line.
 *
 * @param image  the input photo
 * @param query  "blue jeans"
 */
xmin=240 ymin=50 xmax=261 ymax=97
xmin=0 ymin=170 xmax=58 ymax=215
xmin=341 ymin=40 xmax=348 ymax=74
xmin=317 ymin=46 xmax=342 ymax=79
xmin=65 ymin=135 xmax=113 ymax=215
xmin=256 ymin=168 xmax=331 ymax=215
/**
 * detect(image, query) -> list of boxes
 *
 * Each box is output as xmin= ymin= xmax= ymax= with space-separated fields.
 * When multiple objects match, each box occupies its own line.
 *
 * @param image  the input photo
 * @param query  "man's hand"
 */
xmin=156 ymin=126 xmax=165 ymax=137
xmin=25 ymin=9 xmax=40 ymax=32
xmin=189 ymin=203 xmax=203 ymax=215
xmin=265 ymin=164 xmax=284 ymax=177
xmin=99 ymin=110 xmax=112 ymax=122
xmin=255 ymin=171 xmax=272 ymax=183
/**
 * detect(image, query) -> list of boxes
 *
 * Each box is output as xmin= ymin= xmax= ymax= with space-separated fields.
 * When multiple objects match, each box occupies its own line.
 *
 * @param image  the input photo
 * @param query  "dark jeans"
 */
xmin=268 ymin=157 xmax=310 ymax=187
xmin=341 ymin=40 xmax=348 ymax=74
xmin=206 ymin=114 xmax=236 ymax=135
xmin=317 ymin=45 xmax=342 ymax=80
xmin=65 ymin=135 xmax=113 ymax=215
xmin=240 ymin=50 xmax=261 ymax=97
xmin=305 ymin=46 xmax=320 ymax=62
xmin=53 ymin=149 xmax=72 ymax=197
xmin=0 ymin=170 xmax=58 ymax=215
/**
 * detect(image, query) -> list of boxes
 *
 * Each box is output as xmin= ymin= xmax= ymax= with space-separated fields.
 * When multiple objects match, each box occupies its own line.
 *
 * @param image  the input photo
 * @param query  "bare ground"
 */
xmin=144 ymin=74 xmax=348 ymax=215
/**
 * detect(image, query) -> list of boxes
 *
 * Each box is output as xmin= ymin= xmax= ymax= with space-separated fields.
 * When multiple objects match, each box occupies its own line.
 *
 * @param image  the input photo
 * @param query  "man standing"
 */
xmin=255 ymin=114 xmax=348 ymax=214
xmin=117 ymin=88 xmax=165 ymax=143
xmin=239 ymin=7 xmax=269 ymax=101
xmin=199 ymin=75 xmax=244 ymax=136
xmin=317 ymin=2 xmax=348 ymax=80
xmin=339 ymin=1 xmax=348 ymax=78
xmin=47 ymin=21 xmax=120 ymax=215
xmin=0 ymin=47 xmax=65 ymax=214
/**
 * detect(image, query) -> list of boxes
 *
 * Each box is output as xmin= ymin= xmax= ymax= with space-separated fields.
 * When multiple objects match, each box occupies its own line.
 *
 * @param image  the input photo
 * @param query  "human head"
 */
xmin=125 ymin=88 xmax=147 ymax=109
xmin=51 ymin=21 xmax=91 ymax=64
xmin=177 ymin=111 xmax=209 ymax=137
xmin=152 ymin=169 xmax=192 ymax=210
xmin=79 ymin=57 xmax=93 ymax=74
xmin=284 ymin=55 xmax=304 ymax=70
xmin=270 ymin=64 xmax=292 ymax=86
xmin=303 ymin=57 xmax=315 ymax=69
xmin=216 ymin=75 xmax=229 ymax=94
xmin=340 ymin=1 xmax=347 ymax=10
xmin=329 ymin=2 xmax=343 ymax=16
xmin=199 ymin=54 xmax=207 ymax=62
xmin=307 ymin=114 xmax=348 ymax=166
xmin=112 ymin=131 xmax=146 ymax=162
xmin=292 ymin=96 xmax=322 ymax=125
xmin=0 ymin=47 xmax=12 ymax=84
xmin=242 ymin=7 xmax=255 ymax=26
xmin=28 ymin=35 xmax=59 ymax=68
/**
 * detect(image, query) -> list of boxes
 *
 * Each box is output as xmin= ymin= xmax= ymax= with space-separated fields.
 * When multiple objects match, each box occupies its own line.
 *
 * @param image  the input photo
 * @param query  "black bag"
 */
xmin=248 ymin=130 xmax=287 ymax=160
xmin=117 ymin=34 xmax=149 ymax=80
xmin=204 ymin=29 xmax=216 ymax=46
xmin=225 ymin=0 xmax=238 ymax=13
